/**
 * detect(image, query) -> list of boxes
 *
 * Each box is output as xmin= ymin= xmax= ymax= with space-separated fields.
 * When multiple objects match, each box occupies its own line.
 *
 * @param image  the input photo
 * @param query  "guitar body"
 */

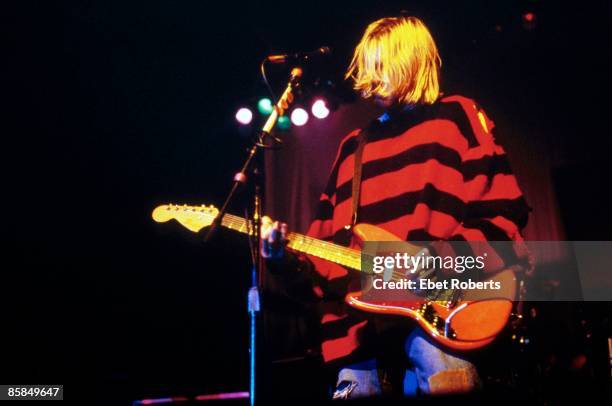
xmin=344 ymin=223 xmax=516 ymax=351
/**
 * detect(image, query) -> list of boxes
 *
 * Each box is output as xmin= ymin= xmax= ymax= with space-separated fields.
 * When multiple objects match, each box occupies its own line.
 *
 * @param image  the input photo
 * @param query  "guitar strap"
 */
xmin=351 ymin=129 xmax=367 ymax=226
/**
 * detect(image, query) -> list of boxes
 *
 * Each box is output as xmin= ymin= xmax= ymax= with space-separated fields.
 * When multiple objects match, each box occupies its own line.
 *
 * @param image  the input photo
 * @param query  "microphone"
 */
xmin=266 ymin=46 xmax=332 ymax=64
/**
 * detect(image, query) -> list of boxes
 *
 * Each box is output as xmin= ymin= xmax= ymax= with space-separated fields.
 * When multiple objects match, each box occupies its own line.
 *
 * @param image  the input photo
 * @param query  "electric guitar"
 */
xmin=152 ymin=203 xmax=518 ymax=350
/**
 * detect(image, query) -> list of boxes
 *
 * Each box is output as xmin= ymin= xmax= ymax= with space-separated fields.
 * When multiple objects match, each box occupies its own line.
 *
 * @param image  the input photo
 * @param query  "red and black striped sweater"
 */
xmin=292 ymin=95 xmax=531 ymax=365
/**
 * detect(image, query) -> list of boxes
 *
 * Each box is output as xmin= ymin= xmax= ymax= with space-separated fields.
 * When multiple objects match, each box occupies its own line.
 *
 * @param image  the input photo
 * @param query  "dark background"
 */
xmin=2 ymin=0 xmax=611 ymax=404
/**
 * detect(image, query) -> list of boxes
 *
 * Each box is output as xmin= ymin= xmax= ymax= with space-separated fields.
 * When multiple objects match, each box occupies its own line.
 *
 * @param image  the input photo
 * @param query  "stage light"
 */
xmin=290 ymin=108 xmax=309 ymax=126
xmin=277 ymin=115 xmax=291 ymax=131
xmin=257 ymin=98 xmax=274 ymax=115
xmin=311 ymin=99 xmax=330 ymax=119
xmin=235 ymin=107 xmax=253 ymax=125
xmin=522 ymin=12 xmax=536 ymax=30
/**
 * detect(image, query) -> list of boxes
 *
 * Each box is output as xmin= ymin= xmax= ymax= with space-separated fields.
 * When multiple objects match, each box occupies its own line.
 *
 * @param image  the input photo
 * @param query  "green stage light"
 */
xmin=257 ymin=98 xmax=274 ymax=115
xmin=277 ymin=115 xmax=290 ymax=130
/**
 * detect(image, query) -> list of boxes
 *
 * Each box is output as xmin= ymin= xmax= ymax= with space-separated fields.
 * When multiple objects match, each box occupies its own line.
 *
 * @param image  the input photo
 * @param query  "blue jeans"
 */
xmin=332 ymin=329 xmax=481 ymax=399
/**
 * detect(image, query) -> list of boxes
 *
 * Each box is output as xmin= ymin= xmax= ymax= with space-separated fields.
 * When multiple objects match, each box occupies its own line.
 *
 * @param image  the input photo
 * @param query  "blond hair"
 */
xmin=345 ymin=16 xmax=442 ymax=105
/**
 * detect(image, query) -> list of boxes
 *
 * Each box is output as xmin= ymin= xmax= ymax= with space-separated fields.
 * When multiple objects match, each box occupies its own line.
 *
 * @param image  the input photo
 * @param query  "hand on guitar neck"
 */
xmin=260 ymin=216 xmax=288 ymax=260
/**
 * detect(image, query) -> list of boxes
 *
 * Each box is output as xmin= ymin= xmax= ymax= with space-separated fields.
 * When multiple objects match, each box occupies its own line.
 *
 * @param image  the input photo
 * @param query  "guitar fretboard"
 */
xmin=219 ymin=213 xmax=362 ymax=270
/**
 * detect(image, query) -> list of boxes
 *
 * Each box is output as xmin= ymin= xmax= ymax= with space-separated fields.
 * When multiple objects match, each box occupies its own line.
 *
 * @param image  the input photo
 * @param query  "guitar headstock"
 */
xmin=152 ymin=204 xmax=219 ymax=232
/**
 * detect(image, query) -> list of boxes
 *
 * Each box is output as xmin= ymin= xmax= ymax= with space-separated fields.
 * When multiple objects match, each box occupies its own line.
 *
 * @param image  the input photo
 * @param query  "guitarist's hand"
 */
xmin=261 ymin=216 xmax=288 ymax=260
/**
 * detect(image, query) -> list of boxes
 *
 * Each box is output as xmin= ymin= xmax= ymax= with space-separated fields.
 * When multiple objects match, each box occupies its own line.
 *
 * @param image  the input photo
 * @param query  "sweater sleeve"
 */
xmin=432 ymin=97 xmax=532 ymax=274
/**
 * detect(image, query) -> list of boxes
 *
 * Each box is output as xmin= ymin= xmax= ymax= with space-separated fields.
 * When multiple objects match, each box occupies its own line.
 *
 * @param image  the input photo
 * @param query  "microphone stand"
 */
xmin=204 ymin=67 xmax=303 ymax=406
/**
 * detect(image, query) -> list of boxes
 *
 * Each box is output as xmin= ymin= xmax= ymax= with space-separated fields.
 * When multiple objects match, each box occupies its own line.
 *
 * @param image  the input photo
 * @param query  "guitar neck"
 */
xmin=220 ymin=213 xmax=361 ymax=271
